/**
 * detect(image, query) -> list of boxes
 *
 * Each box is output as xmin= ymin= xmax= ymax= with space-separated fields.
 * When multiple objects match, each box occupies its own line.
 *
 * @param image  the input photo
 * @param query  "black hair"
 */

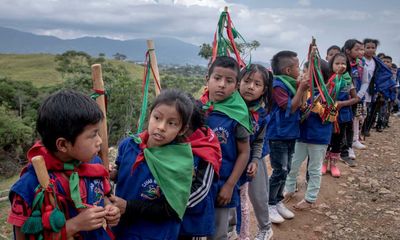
xmin=382 ymin=55 xmax=392 ymax=62
xmin=239 ymin=64 xmax=273 ymax=113
xmin=377 ymin=53 xmax=386 ymax=59
xmin=342 ymin=39 xmax=362 ymax=55
xmin=327 ymin=45 xmax=341 ymax=55
xmin=271 ymin=50 xmax=298 ymax=75
xmin=36 ymin=89 xmax=104 ymax=153
xmin=363 ymin=38 xmax=380 ymax=47
xmin=208 ymin=56 xmax=240 ymax=82
xmin=186 ymin=93 xmax=205 ymax=132
xmin=392 ymin=63 xmax=398 ymax=69
xmin=150 ymin=88 xmax=193 ymax=132
xmin=329 ymin=52 xmax=349 ymax=74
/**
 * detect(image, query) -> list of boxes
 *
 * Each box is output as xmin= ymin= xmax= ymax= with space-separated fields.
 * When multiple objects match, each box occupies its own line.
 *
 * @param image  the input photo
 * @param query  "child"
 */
xmin=267 ymin=51 xmax=309 ymax=223
xmin=179 ymin=95 xmax=222 ymax=239
xmin=325 ymin=53 xmax=359 ymax=177
xmin=326 ymin=45 xmax=341 ymax=62
xmin=284 ymin=58 xmax=334 ymax=210
xmin=238 ymin=64 xmax=274 ymax=240
xmin=200 ymin=56 xmax=252 ymax=239
xmin=338 ymin=39 xmax=364 ymax=164
xmin=8 ymin=90 xmax=120 ymax=239
xmin=110 ymin=89 xmax=194 ymax=240
xmin=342 ymin=40 xmax=369 ymax=157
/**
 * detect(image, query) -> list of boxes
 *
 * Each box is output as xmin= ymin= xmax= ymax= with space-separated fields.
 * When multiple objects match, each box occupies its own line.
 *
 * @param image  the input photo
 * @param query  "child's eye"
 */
xmin=168 ymin=121 xmax=177 ymax=126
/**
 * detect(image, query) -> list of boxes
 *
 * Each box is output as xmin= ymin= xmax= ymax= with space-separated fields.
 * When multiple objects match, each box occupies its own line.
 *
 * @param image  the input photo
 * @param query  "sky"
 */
xmin=1 ymin=0 xmax=399 ymax=64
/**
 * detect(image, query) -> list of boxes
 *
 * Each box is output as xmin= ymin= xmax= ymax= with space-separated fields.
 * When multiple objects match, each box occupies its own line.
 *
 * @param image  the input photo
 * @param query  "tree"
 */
xmin=113 ymin=53 xmax=127 ymax=61
xmin=198 ymin=40 xmax=260 ymax=60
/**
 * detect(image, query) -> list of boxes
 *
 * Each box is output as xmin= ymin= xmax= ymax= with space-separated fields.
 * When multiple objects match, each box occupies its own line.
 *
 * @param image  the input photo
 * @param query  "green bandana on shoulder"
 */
xmin=275 ymin=75 xmax=297 ymax=96
xmin=203 ymin=91 xmax=253 ymax=133
xmin=144 ymin=143 xmax=194 ymax=219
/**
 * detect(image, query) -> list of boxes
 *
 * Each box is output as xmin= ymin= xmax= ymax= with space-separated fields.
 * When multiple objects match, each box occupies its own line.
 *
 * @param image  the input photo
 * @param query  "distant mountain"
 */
xmin=0 ymin=26 xmax=207 ymax=65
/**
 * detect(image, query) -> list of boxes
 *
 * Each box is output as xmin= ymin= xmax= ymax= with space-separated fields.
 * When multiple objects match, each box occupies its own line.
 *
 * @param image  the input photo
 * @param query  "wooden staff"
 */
xmin=91 ymin=64 xmax=109 ymax=170
xmin=32 ymin=156 xmax=50 ymax=189
xmin=146 ymin=40 xmax=161 ymax=96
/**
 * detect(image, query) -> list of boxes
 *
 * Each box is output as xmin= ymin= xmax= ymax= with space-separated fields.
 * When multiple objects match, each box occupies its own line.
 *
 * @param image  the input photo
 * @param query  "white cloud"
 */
xmin=0 ymin=0 xmax=399 ymax=63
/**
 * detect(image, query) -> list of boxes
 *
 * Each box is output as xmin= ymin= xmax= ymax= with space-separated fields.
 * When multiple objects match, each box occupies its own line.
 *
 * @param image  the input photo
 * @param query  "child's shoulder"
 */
xmin=10 ymin=166 xmax=39 ymax=206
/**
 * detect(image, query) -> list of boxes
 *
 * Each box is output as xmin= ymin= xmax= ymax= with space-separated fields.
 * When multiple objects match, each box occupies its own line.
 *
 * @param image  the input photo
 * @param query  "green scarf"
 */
xmin=144 ymin=144 xmax=193 ymax=219
xmin=275 ymin=75 xmax=297 ymax=96
xmin=204 ymin=91 xmax=253 ymax=133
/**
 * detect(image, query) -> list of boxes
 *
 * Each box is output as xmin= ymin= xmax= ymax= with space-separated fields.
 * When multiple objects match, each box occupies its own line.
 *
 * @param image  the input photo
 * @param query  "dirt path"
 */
xmin=249 ymin=116 xmax=400 ymax=240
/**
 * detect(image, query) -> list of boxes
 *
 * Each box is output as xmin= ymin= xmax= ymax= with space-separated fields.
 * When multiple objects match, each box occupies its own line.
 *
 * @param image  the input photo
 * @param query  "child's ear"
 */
xmin=55 ymin=137 xmax=70 ymax=153
xmin=284 ymin=66 xmax=291 ymax=76
xmin=205 ymin=75 xmax=210 ymax=84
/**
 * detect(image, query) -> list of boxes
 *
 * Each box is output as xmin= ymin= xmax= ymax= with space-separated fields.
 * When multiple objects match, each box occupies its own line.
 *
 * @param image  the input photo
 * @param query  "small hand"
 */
xmin=217 ymin=183 xmax=234 ymax=206
xmin=246 ymin=162 xmax=258 ymax=178
xmin=104 ymin=204 xmax=121 ymax=227
xmin=108 ymin=195 xmax=127 ymax=215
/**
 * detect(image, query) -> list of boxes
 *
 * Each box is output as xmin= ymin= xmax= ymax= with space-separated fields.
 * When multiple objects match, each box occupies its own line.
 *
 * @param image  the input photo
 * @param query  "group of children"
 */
xmin=7 ymin=37 xmax=398 ymax=240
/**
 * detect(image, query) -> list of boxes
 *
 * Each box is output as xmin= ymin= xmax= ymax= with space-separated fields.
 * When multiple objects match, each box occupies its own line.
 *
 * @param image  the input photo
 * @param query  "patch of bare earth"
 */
xmin=249 ymin=116 xmax=400 ymax=240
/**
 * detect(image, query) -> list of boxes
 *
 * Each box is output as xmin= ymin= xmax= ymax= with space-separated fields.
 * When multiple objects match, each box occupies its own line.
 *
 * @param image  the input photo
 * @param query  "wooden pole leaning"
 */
xmin=91 ymin=64 xmax=109 ymax=170
xmin=146 ymin=40 xmax=161 ymax=96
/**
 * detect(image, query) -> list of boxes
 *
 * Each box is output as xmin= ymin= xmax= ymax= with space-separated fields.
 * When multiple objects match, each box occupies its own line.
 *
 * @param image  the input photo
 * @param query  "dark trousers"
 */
xmin=329 ymin=121 xmax=353 ymax=154
xmin=268 ymin=139 xmax=296 ymax=205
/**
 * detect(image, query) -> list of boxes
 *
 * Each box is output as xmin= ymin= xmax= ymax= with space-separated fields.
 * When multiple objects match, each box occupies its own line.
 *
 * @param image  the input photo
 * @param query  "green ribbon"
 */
xmin=204 ymin=91 xmax=253 ymax=133
xmin=64 ymin=161 xmax=87 ymax=209
xmin=144 ymin=144 xmax=194 ymax=219
xmin=275 ymin=75 xmax=297 ymax=96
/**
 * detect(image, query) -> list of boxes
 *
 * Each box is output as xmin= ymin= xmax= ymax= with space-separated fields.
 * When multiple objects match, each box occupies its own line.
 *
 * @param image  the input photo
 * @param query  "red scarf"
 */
xmin=26 ymin=141 xmax=111 ymax=195
xmin=131 ymin=131 xmax=149 ymax=172
xmin=186 ymin=127 xmax=222 ymax=175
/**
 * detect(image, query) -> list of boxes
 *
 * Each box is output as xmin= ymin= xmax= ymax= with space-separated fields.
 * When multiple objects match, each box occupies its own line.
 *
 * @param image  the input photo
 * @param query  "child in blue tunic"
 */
xmin=8 ymin=90 xmax=120 ymax=240
xmin=237 ymin=64 xmax=274 ymax=239
xmin=179 ymin=96 xmax=222 ymax=239
xmin=110 ymin=89 xmax=194 ymax=240
xmin=266 ymin=51 xmax=309 ymax=223
xmin=199 ymin=56 xmax=252 ymax=240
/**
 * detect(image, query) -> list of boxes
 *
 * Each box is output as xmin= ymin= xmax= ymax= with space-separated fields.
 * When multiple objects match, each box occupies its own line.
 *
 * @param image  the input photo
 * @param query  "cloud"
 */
xmin=0 ymin=0 xmax=399 ymax=63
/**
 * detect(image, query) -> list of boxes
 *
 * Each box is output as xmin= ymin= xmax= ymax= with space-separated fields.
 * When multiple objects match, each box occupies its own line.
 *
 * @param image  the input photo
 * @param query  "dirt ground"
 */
xmin=249 ymin=116 xmax=400 ymax=240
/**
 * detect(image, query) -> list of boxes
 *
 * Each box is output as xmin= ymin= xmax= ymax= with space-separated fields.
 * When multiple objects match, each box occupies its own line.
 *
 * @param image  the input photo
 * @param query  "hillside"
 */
xmin=0 ymin=53 xmax=144 ymax=87
xmin=0 ymin=26 xmax=207 ymax=65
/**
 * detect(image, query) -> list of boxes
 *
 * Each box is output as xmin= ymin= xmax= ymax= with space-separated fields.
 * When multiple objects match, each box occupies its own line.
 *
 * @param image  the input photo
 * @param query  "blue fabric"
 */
xmin=299 ymin=111 xmax=333 ymax=145
xmin=114 ymin=137 xmax=180 ymax=240
xmin=337 ymin=88 xmax=353 ymax=123
xmin=351 ymin=64 xmax=362 ymax=92
xmin=179 ymin=155 xmax=217 ymax=237
xmin=373 ymin=56 xmax=396 ymax=96
xmin=261 ymin=114 xmax=271 ymax=157
xmin=206 ymin=111 xmax=239 ymax=208
xmin=266 ymin=78 xmax=301 ymax=140
xmin=238 ymin=106 xmax=268 ymax=186
xmin=10 ymin=160 xmax=111 ymax=239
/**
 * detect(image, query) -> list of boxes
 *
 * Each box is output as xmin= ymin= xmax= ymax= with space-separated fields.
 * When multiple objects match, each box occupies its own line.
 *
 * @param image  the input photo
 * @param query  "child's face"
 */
xmin=326 ymin=49 xmax=340 ymax=62
xmin=364 ymin=42 xmax=377 ymax=59
xmin=147 ymin=104 xmax=183 ymax=148
xmin=239 ymin=71 xmax=265 ymax=103
xmin=207 ymin=66 xmax=238 ymax=102
xmin=333 ymin=56 xmax=347 ymax=74
xmin=358 ymin=44 xmax=365 ymax=59
xmin=347 ymin=43 xmax=362 ymax=60
xmin=66 ymin=123 xmax=102 ymax=163
xmin=383 ymin=58 xmax=392 ymax=68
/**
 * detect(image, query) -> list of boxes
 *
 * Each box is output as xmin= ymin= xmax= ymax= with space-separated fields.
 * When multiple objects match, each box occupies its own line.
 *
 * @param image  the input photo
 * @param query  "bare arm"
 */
xmin=217 ymin=137 xmax=250 ymax=206
xmin=290 ymin=77 xmax=310 ymax=113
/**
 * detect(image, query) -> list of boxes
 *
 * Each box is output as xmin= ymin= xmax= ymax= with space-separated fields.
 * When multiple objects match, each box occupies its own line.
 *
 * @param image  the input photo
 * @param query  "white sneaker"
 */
xmin=268 ymin=205 xmax=285 ymax=223
xmin=254 ymin=228 xmax=273 ymax=240
xmin=348 ymin=148 xmax=356 ymax=160
xmin=276 ymin=202 xmax=295 ymax=219
xmin=352 ymin=140 xmax=367 ymax=150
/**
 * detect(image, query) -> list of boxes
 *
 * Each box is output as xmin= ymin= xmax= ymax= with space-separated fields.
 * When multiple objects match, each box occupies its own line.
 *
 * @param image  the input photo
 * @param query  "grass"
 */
xmin=0 ymin=54 xmax=62 ymax=87
xmin=0 ymin=175 xmax=18 ymax=191
xmin=0 ymin=54 xmax=145 ymax=87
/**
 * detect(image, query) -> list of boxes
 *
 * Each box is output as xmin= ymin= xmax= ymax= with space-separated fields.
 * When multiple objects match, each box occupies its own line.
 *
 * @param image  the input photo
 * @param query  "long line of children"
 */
xmin=8 ymin=37 xmax=398 ymax=240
